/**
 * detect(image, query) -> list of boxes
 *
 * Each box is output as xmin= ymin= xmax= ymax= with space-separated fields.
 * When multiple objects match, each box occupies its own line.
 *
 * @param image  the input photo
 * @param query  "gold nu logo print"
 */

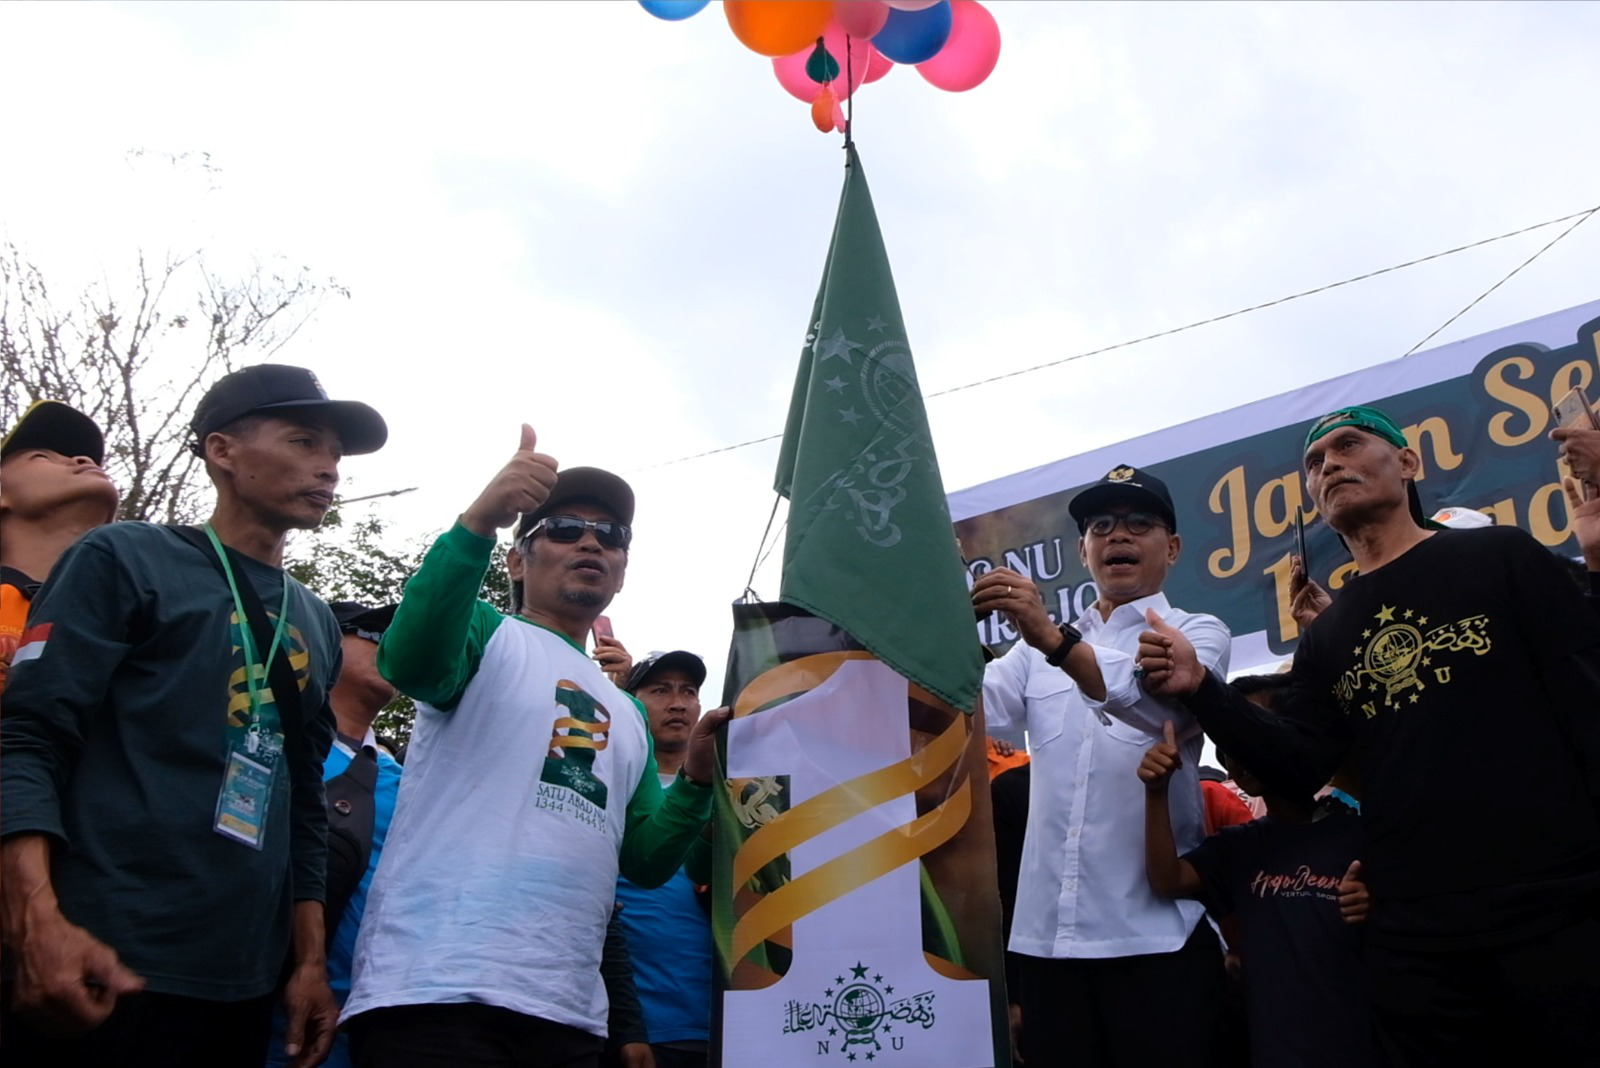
xmin=539 ymin=680 xmax=611 ymax=808
xmin=1336 ymin=606 xmax=1492 ymax=716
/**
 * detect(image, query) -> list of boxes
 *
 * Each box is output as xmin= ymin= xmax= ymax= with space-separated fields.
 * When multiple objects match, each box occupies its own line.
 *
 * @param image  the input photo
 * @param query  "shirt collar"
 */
xmin=1078 ymin=590 xmax=1172 ymax=635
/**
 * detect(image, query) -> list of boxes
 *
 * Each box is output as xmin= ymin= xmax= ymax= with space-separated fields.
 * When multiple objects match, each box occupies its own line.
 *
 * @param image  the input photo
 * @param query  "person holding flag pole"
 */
xmin=972 ymin=465 xmax=1231 ymax=1066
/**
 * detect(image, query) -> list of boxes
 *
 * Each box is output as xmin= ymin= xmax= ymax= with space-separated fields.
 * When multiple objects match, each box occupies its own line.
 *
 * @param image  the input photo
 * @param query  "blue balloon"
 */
xmin=872 ymin=1 xmax=953 ymax=65
xmin=638 ymin=0 xmax=710 ymax=20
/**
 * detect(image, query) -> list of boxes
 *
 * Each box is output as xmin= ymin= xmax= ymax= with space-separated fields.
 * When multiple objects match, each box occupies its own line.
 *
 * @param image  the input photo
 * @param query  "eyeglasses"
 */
xmin=521 ymin=515 xmax=632 ymax=550
xmin=1083 ymin=512 xmax=1168 ymax=537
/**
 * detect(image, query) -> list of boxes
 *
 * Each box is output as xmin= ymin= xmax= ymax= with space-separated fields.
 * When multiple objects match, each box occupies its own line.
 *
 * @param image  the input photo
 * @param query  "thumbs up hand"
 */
xmin=1136 ymin=720 xmax=1183 ymax=793
xmin=1136 ymin=610 xmax=1205 ymax=698
xmin=462 ymin=424 xmax=561 ymax=537
xmin=1338 ymin=860 xmax=1370 ymax=925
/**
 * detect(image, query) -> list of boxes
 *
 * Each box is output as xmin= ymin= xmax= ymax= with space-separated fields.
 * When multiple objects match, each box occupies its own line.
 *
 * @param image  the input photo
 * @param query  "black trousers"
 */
xmin=348 ymin=1002 xmax=603 ymax=1068
xmin=1017 ymin=921 xmax=1224 ymax=1068
xmin=1367 ymin=911 xmax=1600 ymax=1068
xmin=0 ymin=989 xmax=274 ymax=1068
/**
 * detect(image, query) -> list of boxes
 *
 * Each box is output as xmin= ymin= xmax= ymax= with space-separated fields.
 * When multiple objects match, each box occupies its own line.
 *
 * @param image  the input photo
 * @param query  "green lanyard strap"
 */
xmin=203 ymin=522 xmax=291 ymax=723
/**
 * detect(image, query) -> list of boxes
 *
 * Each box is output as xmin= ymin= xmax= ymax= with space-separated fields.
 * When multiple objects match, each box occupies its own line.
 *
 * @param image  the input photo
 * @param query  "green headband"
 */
xmin=1304 ymin=405 xmax=1408 ymax=455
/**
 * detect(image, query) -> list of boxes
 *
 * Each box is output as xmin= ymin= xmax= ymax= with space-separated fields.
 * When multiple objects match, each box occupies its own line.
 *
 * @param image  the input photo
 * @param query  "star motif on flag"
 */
xmin=840 ymin=408 xmax=862 ymax=425
xmin=817 ymin=326 xmax=864 ymax=363
xmin=823 ymin=375 xmax=848 ymax=393
xmin=1417 ymin=615 xmax=1428 ymax=625
xmin=1403 ymin=608 xmax=1413 ymax=619
xmin=1362 ymin=629 xmax=1372 ymax=638
xmin=1375 ymin=605 xmax=1396 ymax=623
xmin=850 ymin=962 xmax=870 ymax=979
xmin=865 ymin=314 xmax=888 ymax=332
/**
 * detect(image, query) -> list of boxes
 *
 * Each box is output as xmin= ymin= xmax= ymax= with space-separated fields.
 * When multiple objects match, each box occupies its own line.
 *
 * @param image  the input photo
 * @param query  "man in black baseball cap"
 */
xmin=969 ymin=461 xmax=1231 ymax=1065
xmin=1 ymin=366 xmax=390 ymax=1065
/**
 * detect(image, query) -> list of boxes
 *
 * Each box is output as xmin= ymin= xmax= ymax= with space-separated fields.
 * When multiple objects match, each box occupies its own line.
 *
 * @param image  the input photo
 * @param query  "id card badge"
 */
xmin=214 ymin=747 xmax=275 ymax=849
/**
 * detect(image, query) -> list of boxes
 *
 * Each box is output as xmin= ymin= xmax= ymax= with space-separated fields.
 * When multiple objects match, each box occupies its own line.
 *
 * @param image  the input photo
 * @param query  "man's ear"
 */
xmin=1397 ymin=446 xmax=1422 ymax=480
xmin=1078 ymin=535 xmax=1088 ymax=569
xmin=1167 ymin=533 xmax=1182 ymax=565
xmin=506 ymin=545 xmax=525 ymax=584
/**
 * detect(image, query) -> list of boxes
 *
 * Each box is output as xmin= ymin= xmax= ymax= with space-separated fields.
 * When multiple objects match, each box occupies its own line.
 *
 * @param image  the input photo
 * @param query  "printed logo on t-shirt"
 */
xmin=1333 ymin=604 xmax=1491 ymax=718
xmin=225 ymin=610 xmax=312 ymax=768
xmin=1249 ymin=864 xmax=1344 ymax=902
xmin=536 ymin=680 xmax=611 ymax=826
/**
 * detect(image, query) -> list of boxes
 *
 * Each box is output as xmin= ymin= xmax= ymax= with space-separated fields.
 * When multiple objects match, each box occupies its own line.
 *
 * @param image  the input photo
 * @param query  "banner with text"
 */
xmin=712 ymin=603 xmax=1009 ymax=1068
xmin=951 ymin=300 xmax=1600 ymax=670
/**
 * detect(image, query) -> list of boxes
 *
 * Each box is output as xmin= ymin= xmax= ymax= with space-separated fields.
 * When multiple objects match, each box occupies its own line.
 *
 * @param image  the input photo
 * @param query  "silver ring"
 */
xmin=1133 ymin=665 xmax=1147 ymax=680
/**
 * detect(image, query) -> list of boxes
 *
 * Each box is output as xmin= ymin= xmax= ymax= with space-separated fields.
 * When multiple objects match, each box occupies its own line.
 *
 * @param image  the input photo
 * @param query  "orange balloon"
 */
xmin=811 ymin=86 xmax=837 ymax=132
xmin=725 ymin=0 xmax=834 ymax=57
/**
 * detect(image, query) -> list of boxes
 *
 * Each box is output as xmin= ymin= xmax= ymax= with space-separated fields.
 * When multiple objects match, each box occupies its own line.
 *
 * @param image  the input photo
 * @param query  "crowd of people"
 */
xmin=3 ymin=362 xmax=1600 ymax=1068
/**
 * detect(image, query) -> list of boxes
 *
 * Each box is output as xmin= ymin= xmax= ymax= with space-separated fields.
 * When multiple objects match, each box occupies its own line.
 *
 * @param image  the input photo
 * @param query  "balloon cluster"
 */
xmin=638 ymin=1 xmax=1001 ymax=133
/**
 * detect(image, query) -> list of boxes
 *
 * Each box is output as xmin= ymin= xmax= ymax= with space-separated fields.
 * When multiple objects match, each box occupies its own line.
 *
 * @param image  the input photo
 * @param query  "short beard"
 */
xmin=559 ymin=587 xmax=606 ymax=608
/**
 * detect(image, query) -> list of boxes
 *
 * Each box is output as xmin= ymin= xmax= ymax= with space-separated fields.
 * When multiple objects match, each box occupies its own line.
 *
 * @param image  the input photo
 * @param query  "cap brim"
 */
xmin=1068 ymin=483 xmax=1176 ymax=530
xmin=251 ymin=399 xmax=389 ymax=456
xmin=624 ymin=650 xmax=706 ymax=693
xmin=519 ymin=467 xmax=636 ymax=536
xmin=2 ymin=401 xmax=106 ymax=465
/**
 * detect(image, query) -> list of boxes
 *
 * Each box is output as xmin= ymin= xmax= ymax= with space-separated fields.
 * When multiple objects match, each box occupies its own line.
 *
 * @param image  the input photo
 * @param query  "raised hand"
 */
xmin=461 ymin=424 xmax=560 ymax=538
xmin=1563 ymin=476 xmax=1600 ymax=573
xmin=1136 ymin=610 xmax=1205 ymax=697
xmin=971 ymin=567 xmax=1058 ymax=651
xmin=1290 ymin=555 xmax=1332 ymax=630
xmin=1338 ymin=859 xmax=1370 ymax=925
xmin=683 ymin=706 xmax=733 ymax=787
xmin=593 ymin=633 xmax=633 ymax=688
xmin=1137 ymin=720 xmax=1183 ymax=792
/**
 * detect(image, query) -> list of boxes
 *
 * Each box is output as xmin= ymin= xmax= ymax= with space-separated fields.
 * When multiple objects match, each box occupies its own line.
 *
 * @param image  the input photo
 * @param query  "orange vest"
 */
xmin=1 ymin=579 xmax=32 ymax=694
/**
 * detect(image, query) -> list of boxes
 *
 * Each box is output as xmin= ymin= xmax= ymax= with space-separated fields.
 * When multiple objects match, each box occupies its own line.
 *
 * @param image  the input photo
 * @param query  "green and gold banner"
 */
xmin=712 ymin=603 xmax=1009 ymax=1068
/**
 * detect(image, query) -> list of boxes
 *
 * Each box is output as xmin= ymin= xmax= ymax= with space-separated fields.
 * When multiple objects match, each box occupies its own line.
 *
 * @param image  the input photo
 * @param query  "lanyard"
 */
xmin=204 ymin=522 xmax=290 ymax=723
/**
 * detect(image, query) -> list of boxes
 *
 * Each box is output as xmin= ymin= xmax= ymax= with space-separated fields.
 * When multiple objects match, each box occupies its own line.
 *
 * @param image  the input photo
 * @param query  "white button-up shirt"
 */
xmin=984 ymin=592 xmax=1231 ymax=959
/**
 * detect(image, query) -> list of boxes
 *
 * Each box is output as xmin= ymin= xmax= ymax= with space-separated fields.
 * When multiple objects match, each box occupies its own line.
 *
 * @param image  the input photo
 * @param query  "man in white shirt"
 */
xmin=971 ymin=464 xmax=1231 ymax=1067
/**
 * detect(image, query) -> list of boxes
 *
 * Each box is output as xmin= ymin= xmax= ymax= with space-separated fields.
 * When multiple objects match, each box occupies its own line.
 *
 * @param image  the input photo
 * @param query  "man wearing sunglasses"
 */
xmin=971 ymin=464 xmax=1231 ymax=1067
xmin=342 ymin=425 xmax=727 ymax=1068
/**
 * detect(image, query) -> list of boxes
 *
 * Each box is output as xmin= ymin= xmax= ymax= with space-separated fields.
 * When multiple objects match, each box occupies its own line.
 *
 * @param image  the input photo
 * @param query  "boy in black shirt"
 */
xmin=1136 ymin=405 xmax=1600 ymax=1065
xmin=1140 ymin=673 xmax=1375 ymax=1068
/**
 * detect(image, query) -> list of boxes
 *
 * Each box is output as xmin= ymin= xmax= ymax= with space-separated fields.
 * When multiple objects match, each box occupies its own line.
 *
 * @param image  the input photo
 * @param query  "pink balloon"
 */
xmin=770 ymin=26 xmax=874 ymax=102
xmin=864 ymin=48 xmax=895 ymax=82
xmin=834 ymin=1 xmax=890 ymax=39
xmin=885 ymin=0 xmax=940 ymax=9
xmin=916 ymin=0 xmax=1000 ymax=92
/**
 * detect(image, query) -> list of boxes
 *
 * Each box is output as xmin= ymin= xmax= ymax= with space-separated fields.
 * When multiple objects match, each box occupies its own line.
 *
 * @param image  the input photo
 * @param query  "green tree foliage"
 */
xmin=286 ymin=508 xmax=515 ymax=751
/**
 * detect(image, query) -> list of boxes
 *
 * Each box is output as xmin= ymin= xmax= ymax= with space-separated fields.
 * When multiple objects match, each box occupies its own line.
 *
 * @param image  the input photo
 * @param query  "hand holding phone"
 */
xmin=1552 ymin=387 xmax=1600 ymax=501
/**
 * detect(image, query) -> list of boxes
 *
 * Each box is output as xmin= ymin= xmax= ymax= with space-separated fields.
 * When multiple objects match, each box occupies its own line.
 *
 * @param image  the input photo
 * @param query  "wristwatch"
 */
xmin=1044 ymin=621 xmax=1083 ymax=667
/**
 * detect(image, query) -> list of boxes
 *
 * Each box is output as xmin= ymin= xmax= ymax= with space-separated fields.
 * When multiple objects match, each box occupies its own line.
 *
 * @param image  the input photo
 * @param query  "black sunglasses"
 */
xmin=1083 ymin=512 xmax=1168 ymax=537
xmin=521 ymin=515 xmax=632 ymax=550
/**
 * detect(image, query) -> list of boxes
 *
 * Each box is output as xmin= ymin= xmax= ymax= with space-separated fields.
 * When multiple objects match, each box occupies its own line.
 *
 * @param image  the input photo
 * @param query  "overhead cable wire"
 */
xmin=635 ymin=204 xmax=1599 ymax=472
xmin=1401 ymin=205 xmax=1597 ymax=357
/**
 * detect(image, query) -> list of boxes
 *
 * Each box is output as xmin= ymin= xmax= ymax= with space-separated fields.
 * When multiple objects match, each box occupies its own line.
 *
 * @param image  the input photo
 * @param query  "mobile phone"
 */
xmin=592 ymin=615 xmax=614 ymax=642
xmin=1293 ymin=509 xmax=1310 ymax=578
xmin=1552 ymin=387 xmax=1600 ymax=501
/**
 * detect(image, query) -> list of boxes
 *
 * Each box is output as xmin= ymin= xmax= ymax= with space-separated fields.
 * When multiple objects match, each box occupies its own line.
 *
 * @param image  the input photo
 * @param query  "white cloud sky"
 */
xmin=3 ymin=0 xmax=1597 ymax=698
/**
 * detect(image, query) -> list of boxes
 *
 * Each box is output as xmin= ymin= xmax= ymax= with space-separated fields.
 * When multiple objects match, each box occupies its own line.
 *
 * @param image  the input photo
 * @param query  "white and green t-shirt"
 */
xmin=342 ymin=523 xmax=710 ymax=1036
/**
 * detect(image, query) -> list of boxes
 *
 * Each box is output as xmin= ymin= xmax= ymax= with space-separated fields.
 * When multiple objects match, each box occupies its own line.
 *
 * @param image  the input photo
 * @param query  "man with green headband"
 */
xmin=1136 ymin=403 xmax=1600 ymax=1064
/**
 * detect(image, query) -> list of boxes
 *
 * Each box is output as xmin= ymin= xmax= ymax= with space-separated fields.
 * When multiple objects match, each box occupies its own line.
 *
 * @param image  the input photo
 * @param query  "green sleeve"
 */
xmin=377 ymin=522 xmax=505 ymax=711
xmin=618 ymin=696 xmax=713 ymax=888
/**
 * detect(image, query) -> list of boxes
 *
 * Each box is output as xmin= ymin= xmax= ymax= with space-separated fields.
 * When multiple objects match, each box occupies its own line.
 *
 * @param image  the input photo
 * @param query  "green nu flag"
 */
xmin=773 ymin=144 xmax=983 ymax=713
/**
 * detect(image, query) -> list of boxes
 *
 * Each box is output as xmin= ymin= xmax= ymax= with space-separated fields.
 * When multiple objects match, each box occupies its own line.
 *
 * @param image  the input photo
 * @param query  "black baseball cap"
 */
xmin=515 ymin=466 xmax=636 ymax=540
xmin=190 ymin=364 xmax=388 ymax=456
xmin=1068 ymin=464 xmax=1178 ymax=533
xmin=623 ymin=650 xmax=707 ymax=695
xmin=329 ymin=601 xmax=397 ymax=641
xmin=2 ymin=401 xmax=105 ymax=465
